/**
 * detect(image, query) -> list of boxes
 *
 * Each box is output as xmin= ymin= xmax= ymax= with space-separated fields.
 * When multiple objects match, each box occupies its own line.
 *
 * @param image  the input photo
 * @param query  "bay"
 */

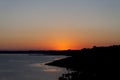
xmin=0 ymin=54 xmax=67 ymax=80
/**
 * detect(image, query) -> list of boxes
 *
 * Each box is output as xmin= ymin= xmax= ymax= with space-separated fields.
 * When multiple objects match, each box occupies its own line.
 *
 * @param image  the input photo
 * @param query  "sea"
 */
xmin=0 ymin=54 xmax=67 ymax=80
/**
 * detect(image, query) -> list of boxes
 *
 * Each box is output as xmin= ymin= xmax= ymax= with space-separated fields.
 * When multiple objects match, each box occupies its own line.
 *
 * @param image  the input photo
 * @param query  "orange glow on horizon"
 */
xmin=54 ymin=41 xmax=70 ymax=50
xmin=29 ymin=36 xmax=87 ymax=50
xmin=51 ymin=38 xmax=81 ymax=50
xmin=0 ymin=37 xmax=85 ymax=50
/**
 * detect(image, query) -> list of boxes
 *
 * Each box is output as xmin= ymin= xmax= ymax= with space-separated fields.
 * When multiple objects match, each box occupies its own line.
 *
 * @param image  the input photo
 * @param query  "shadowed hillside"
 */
xmin=46 ymin=45 xmax=120 ymax=80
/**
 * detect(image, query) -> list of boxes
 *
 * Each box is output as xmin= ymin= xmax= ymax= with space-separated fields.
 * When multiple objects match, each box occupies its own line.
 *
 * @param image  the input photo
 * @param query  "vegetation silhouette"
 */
xmin=0 ymin=45 xmax=120 ymax=80
xmin=46 ymin=45 xmax=120 ymax=80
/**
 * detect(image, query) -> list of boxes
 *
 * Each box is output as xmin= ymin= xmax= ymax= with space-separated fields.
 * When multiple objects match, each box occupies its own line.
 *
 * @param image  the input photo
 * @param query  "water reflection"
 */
xmin=59 ymin=69 xmax=96 ymax=80
xmin=0 ymin=54 xmax=66 ymax=80
xmin=29 ymin=62 xmax=62 ymax=72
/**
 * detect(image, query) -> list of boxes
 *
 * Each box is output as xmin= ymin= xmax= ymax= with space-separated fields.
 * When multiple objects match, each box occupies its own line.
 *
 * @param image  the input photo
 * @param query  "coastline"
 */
xmin=46 ymin=45 xmax=120 ymax=80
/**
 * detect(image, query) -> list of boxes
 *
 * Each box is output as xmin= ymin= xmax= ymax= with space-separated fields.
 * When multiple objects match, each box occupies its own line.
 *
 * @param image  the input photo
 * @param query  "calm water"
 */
xmin=0 ymin=54 xmax=67 ymax=80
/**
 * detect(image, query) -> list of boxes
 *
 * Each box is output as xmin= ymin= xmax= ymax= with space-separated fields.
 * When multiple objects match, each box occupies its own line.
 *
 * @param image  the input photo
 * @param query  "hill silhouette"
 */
xmin=46 ymin=45 xmax=120 ymax=80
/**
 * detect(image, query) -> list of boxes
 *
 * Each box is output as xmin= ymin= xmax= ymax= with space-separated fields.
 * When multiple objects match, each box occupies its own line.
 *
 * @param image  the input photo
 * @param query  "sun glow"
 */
xmin=53 ymin=39 xmax=74 ymax=50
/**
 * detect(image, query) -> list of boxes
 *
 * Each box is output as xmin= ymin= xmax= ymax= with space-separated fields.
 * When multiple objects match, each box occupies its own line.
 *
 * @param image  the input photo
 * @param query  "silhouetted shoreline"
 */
xmin=0 ymin=45 xmax=120 ymax=80
xmin=0 ymin=45 xmax=119 ymax=56
xmin=46 ymin=45 xmax=120 ymax=80
xmin=0 ymin=50 xmax=80 ymax=55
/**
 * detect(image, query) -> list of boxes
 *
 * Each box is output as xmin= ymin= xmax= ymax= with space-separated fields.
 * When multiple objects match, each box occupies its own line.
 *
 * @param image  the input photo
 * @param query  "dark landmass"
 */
xmin=0 ymin=50 xmax=80 ymax=55
xmin=0 ymin=45 xmax=120 ymax=80
xmin=46 ymin=45 xmax=120 ymax=80
xmin=0 ymin=50 xmax=73 ymax=56
xmin=1 ymin=45 xmax=119 ymax=56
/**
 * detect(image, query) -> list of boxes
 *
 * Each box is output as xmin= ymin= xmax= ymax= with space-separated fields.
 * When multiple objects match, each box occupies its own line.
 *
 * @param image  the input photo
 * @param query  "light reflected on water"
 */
xmin=0 ymin=54 xmax=67 ymax=80
xmin=43 ymin=68 xmax=61 ymax=72
xmin=29 ymin=62 xmax=62 ymax=72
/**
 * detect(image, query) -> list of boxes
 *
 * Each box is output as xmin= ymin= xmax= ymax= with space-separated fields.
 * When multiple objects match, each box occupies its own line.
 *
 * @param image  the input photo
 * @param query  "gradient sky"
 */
xmin=0 ymin=0 xmax=120 ymax=50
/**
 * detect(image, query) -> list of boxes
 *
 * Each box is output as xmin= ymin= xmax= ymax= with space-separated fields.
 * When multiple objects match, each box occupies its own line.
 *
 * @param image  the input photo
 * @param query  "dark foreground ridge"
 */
xmin=46 ymin=45 xmax=120 ymax=80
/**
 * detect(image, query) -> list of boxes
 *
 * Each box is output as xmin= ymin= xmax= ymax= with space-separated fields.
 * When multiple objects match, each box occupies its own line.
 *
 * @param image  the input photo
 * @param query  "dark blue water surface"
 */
xmin=0 ymin=54 xmax=67 ymax=80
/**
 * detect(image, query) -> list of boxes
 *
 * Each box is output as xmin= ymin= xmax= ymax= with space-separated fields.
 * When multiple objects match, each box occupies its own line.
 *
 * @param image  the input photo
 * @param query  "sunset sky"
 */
xmin=0 ymin=0 xmax=120 ymax=50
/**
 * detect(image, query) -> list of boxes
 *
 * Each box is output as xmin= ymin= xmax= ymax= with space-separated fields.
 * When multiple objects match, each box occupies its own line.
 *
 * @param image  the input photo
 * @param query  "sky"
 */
xmin=0 ymin=0 xmax=120 ymax=50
